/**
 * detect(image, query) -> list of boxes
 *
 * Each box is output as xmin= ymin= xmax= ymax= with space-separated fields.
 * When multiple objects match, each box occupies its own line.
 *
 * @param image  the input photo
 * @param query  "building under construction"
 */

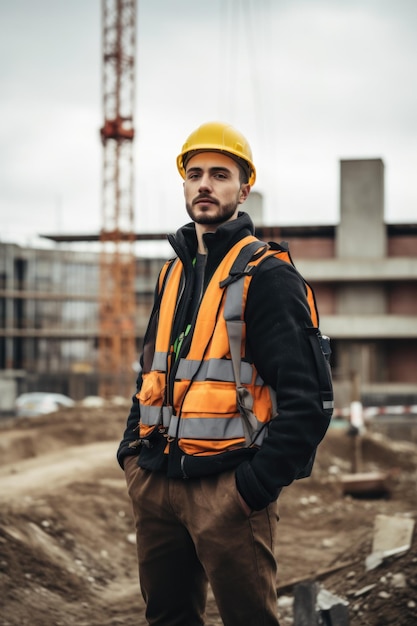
xmin=1 ymin=157 xmax=417 ymax=413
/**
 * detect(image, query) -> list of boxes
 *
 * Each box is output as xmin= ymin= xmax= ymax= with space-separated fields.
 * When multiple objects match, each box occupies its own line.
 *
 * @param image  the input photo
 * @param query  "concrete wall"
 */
xmin=388 ymin=284 xmax=417 ymax=315
xmin=384 ymin=340 xmax=417 ymax=384
xmin=388 ymin=236 xmax=417 ymax=257
xmin=285 ymin=238 xmax=335 ymax=260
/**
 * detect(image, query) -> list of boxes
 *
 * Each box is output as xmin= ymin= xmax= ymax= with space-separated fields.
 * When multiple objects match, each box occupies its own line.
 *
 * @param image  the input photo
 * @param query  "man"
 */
xmin=118 ymin=121 xmax=333 ymax=626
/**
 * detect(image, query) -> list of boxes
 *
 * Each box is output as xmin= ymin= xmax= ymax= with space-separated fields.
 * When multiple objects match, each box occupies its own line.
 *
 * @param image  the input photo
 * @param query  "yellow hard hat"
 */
xmin=177 ymin=121 xmax=256 ymax=185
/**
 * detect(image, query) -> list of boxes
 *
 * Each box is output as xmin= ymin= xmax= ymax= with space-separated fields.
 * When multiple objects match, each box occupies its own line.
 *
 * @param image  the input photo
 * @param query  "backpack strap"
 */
xmin=219 ymin=240 xmax=269 ymax=288
xmin=222 ymin=239 xmax=269 ymax=445
xmin=226 ymin=316 xmax=259 ymax=446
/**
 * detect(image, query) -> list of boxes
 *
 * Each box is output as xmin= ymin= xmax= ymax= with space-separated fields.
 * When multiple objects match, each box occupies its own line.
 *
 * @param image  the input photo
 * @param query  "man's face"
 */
xmin=183 ymin=152 xmax=250 ymax=228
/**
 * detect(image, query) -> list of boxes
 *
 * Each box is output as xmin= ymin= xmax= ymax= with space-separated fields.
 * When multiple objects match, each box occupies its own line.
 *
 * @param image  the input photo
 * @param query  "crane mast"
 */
xmin=99 ymin=0 xmax=137 ymax=398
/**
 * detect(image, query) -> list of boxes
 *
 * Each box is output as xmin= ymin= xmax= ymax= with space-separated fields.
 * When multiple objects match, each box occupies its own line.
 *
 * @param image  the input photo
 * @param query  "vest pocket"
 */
xmin=173 ymin=381 xmax=247 ymax=454
xmin=138 ymin=371 xmax=166 ymax=404
xmin=180 ymin=381 xmax=238 ymax=416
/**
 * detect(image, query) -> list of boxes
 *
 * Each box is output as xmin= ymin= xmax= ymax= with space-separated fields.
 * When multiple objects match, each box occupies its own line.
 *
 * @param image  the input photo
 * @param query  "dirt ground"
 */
xmin=0 ymin=404 xmax=416 ymax=626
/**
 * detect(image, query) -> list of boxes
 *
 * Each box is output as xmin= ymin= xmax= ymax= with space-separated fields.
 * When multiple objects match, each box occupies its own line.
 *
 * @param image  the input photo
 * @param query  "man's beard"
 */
xmin=185 ymin=199 xmax=239 ymax=226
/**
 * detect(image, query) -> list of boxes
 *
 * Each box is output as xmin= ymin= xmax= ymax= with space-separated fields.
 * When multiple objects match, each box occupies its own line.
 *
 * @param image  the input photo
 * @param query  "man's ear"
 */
xmin=238 ymin=183 xmax=251 ymax=204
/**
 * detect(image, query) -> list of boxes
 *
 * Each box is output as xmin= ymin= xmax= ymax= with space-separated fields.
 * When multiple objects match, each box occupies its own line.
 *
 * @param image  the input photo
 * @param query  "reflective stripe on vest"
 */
xmin=140 ymin=404 xmax=173 ymax=427
xmin=175 ymin=357 xmax=262 ymax=385
xmin=167 ymin=414 xmax=264 ymax=440
xmin=151 ymin=351 xmax=168 ymax=372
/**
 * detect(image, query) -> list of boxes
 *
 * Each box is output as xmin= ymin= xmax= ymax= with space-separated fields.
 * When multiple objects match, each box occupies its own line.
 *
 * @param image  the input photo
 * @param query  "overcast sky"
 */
xmin=1 ymin=0 xmax=416 ymax=248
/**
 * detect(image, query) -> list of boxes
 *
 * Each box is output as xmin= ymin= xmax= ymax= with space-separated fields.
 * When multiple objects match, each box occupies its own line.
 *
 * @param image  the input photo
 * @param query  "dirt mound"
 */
xmin=0 ymin=407 xmax=416 ymax=625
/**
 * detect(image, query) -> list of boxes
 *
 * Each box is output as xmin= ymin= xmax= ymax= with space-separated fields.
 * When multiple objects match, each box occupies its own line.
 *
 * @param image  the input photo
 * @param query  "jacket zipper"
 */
xmin=165 ymin=234 xmax=195 ymax=407
xmin=175 ymin=253 xmax=207 ymax=366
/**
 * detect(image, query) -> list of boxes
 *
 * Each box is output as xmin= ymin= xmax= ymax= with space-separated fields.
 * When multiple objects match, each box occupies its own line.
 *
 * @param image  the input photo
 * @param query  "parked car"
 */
xmin=15 ymin=392 xmax=75 ymax=417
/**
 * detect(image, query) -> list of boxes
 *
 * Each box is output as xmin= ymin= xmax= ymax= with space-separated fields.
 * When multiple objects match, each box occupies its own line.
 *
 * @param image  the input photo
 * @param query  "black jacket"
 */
xmin=117 ymin=212 xmax=333 ymax=510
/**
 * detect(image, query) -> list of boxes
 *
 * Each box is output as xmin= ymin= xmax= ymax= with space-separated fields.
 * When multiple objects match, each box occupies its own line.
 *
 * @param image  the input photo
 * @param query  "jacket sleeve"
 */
xmin=235 ymin=258 xmax=333 ymax=510
xmin=116 ymin=265 xmax=166 ymax=470
xmin=116 ymin=367 xmax=142 ymax=469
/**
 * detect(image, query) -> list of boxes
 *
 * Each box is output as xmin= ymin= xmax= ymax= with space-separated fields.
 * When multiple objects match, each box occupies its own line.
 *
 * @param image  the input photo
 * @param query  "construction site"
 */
xmin=1 ymin=1 xmax=417 ymax=625
xmin=1 ymin=2 xmax=417 ymax=415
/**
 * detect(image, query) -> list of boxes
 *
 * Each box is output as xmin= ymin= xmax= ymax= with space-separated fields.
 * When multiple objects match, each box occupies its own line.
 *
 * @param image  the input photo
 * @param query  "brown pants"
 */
xmin=125 ymin=457 xmax=280 ymax=626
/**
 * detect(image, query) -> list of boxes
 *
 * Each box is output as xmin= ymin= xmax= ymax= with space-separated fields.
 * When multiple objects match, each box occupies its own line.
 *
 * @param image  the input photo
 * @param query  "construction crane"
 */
xmin=98 ymin=0 xmax=137 ymax=398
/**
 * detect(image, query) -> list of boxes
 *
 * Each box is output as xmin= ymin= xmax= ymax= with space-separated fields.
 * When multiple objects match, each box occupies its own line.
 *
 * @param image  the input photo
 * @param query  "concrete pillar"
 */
xmin=337 ymin=159 xmax=386 ymax=259
xmin=336 ymin=159 xmax=387 ymax=316
xmin=336 ymin=159 xmax=387 ymax=386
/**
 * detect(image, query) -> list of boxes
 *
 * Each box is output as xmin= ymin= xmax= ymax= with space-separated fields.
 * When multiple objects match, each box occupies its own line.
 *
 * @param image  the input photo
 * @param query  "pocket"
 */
xmin=223 ymin=471 xmax=253 ymax=519
xmin=124 ymin=455 xmax=140 ymax=493
xmin=138 ymin=371 xmax=166 ymax=404
xmin=235 ymin=489 xmax=253 ymax=518
xmin=180 ymin=381 xmax=237 ymax=417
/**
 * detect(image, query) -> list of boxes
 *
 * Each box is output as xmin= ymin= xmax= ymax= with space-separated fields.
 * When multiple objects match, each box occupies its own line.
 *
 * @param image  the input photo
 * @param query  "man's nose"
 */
xmin=198 ymin=173 xmax=212 ymax=191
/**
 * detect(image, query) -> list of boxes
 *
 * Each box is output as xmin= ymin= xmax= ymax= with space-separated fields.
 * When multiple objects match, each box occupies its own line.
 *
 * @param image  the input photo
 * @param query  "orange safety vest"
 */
xmin=137 ymin=235 xmax=320 ymax=456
